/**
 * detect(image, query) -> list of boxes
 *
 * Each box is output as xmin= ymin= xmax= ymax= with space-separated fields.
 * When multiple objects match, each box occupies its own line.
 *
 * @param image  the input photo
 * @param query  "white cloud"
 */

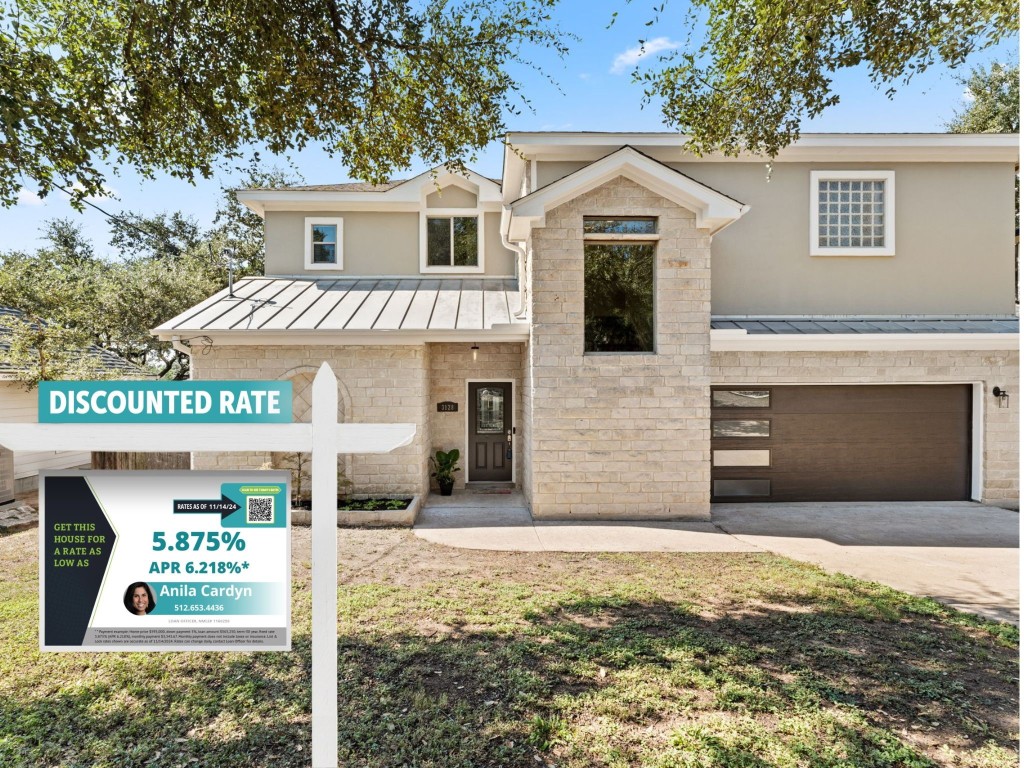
xmin=609 ymin=37 xmax=682 ymax=75
xmin=579 ymin=72 xmax=591 ymax=81
xmin=17 ymin=189 xmax=44 ymax=206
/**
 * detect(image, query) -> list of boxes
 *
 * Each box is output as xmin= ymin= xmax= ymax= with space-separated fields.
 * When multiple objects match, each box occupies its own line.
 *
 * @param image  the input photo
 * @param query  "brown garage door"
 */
xmin=711 ymin=385 xmax=971 ymax=502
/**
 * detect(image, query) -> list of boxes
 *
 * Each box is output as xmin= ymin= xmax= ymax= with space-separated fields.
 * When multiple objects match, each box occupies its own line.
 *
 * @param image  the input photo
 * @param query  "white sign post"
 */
xmin=0 ymin=362 xmax=414 ymax=768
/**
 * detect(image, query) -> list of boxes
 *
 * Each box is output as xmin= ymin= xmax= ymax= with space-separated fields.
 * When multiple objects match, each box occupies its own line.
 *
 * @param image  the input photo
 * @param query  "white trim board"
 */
xmin=710 ymin=331 xmax=1017 ymax=351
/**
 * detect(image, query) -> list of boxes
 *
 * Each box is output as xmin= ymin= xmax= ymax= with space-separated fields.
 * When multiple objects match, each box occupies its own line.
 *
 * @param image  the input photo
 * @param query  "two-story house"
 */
xmin=154 ymin=132 xmax=1019 ymax=519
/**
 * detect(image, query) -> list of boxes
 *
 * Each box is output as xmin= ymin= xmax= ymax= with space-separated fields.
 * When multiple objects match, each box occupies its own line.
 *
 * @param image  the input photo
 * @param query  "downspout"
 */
xmin=501 ymin=207 xmax=529 ymax=320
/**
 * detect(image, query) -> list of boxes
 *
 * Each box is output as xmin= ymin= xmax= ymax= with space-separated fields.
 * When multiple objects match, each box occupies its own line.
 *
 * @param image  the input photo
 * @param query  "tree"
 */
xmin=0 ymin=209 xmax=239 ymax=384
xmin=637 ymin=0 xmax=1017 ymax=158
xmin=210 ymin=166 xmax=304 ymax=276
xmin=0 ymin=0 xmax=565 ymax=208
xmin=946 ymin=61 xmax=1019 ymax=134
xmin=0 ymin=222 xmax=117 ymax=386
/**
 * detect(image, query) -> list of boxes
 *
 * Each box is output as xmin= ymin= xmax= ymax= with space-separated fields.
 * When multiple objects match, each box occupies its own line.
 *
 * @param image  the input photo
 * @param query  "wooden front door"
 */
xmin=468 ymin=382 xmax=513 ymax=482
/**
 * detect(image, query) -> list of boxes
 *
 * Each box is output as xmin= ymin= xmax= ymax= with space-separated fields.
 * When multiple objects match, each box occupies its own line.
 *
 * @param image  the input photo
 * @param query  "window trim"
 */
xmin=304 ymin=217 xmax=344 ymax=270
xmin=809 ymin=170 xmax=895 ymax=257
xmin=420 ymin=209 xmax=485 ymax=274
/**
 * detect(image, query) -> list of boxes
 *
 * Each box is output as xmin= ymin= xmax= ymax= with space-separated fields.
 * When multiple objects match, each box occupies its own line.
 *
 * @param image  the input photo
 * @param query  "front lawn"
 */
xmin=0 ymin=527 xmax=1017 ymax=767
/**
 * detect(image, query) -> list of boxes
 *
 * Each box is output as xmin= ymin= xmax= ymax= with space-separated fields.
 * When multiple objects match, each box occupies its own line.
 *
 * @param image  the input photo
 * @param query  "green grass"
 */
xmin=0 ymin=531 xmax=1018 ymax=767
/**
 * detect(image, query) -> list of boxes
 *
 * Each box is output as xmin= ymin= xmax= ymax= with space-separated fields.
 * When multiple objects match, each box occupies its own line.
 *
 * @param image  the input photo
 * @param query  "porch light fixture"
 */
xmin=471 ymin=343 xmax=480 ymax=362
xmin=992 ymin=387 xmax=1010 ymax=408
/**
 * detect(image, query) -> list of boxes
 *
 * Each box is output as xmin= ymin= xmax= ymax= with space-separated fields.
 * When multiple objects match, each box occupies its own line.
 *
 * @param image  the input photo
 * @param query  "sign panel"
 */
xmin=40 ymin=470 xmax=290 ymax=651
xmin=38 ymin=381 xmax=293 ymax=423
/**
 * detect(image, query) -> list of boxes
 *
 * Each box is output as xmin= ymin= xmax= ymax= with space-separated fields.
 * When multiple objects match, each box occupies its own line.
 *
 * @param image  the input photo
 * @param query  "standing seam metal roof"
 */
xmin=156 ymin=277 xmax=525 ymax=333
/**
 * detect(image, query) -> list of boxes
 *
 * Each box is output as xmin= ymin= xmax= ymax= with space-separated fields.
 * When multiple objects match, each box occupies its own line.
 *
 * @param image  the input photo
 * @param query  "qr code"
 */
xmin=246 ymin=496 xmax=275 ymax=524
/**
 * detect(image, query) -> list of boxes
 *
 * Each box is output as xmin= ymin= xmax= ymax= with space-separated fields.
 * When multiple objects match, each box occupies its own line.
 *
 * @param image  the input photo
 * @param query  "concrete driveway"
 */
xmin=712 ymin=501 xmax=1019 ymax=624
xmin=415 ymin=492 xmax=1019 ymax=624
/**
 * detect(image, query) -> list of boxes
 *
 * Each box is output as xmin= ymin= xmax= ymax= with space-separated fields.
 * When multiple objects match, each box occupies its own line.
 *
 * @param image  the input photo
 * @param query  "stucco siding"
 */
xmin=710 ymin=349 xmax=1019 ymax=504
xmin=426 ymin=186 xmax=478 ymax=208
xmin=534 ymin=160 xmax=1015 ymax=315
xmin=264 ymin=211 xmax=515 ymax=277
xmin=692 ymin=162 xmax=1015 ymax=315
xmin=527 ymin=175 xmax=711 ymax=520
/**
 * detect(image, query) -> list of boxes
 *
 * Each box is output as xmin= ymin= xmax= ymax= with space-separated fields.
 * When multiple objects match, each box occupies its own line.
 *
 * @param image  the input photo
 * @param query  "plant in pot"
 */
xmin=429 ymin=449 xmax=461 ymax=496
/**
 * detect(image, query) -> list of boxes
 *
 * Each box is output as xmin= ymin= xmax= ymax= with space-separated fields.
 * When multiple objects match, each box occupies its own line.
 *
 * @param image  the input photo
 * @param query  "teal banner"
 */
xmin=39 ymin=381 xmax=292 ymax=423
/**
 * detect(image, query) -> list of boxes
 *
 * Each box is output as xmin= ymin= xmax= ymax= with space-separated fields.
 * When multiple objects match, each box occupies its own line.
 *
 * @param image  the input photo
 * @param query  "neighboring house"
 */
xmin=153 ymin=133 xmax=1019 ymax=519
xmin=0 ymin=306 xmax=147 ymax=495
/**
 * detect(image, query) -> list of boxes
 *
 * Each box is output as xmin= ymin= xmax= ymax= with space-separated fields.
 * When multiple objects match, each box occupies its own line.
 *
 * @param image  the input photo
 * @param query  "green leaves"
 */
xmin=638 ymin=0 xmax=1017 ymax=158
xmin=946 ymin=61 xmax=1020 ymax=134
xmin=0 ymin=0 xmax=566 ymax=207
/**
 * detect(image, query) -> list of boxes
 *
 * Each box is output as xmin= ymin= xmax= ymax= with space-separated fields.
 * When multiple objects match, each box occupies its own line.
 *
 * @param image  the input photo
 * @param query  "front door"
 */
xmin=468 ymin=382 xmax=513 ymax=482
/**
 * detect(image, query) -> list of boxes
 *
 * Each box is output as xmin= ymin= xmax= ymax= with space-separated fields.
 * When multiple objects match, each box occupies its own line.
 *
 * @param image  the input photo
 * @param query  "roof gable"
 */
xmin=236 ymin=166 xmax=503 ymax=216
xmin=508 ymin=146 xmax=749 ymax=239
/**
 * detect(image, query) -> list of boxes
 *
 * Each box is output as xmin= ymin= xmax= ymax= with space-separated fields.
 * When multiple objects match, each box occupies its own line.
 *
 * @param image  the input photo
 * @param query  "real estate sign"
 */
xmin=40 ymin=470 xmax=291 ymax=652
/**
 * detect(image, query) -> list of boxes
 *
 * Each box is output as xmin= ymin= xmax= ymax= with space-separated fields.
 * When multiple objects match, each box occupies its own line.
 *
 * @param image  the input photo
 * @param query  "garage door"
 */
xmin=711 ymin=385 xmax=971 ymax=502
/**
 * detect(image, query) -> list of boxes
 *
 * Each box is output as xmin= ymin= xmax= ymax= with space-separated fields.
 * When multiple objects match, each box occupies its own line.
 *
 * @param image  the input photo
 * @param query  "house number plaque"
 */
xmin=436 ymin=401 xmax=458 ymax=413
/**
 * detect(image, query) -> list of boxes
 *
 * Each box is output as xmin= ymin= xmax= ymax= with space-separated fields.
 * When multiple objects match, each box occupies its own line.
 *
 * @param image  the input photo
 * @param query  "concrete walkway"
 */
xmin=415 ymin=492 xmax=1019 ymax=624
xmin=414 ymin=489 xmax=757 ymax=553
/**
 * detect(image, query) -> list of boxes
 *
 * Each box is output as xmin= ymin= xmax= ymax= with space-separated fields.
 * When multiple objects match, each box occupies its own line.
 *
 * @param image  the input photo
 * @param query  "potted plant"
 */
xmin=429 ymin=448 xmax=461 ymax=496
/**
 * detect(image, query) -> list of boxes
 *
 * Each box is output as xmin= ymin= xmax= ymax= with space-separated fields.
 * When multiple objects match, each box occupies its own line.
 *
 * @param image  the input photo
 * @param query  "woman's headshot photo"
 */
xmin=123 ymin=582 xmax=156 ymax=616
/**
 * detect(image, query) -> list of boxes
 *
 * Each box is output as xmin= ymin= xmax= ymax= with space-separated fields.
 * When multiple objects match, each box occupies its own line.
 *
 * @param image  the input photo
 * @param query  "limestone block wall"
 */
xmin=710 ymin=349 xmax=1020 ymax=505
xmin=527 ymin=176 xmax=712 ymax=519
xmin=427 ymin=342 xmax=525 ymax=490
xmin=191 ymin=345 xmax=430 ymax=497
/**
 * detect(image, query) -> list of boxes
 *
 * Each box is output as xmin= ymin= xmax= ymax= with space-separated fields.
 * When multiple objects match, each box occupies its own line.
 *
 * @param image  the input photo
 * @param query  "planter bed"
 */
xmin=290 ymin=495 xmax=420 ymax=528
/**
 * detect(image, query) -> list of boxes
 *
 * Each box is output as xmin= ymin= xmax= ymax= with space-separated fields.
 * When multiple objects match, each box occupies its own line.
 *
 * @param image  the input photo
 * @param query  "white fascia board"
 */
xmin=502 ymin=132 xmax=1019 ymax=165
xmin=710 ymin=330 xmax=1019 ymax=352
xmin=509 ymin=147 xmax=748 ymax=238
xmin=236 ymin=168 xmax=503 ymax=216
xmin=153 ymin=327 xmax=530 ymax=346
xmin=235 ymin=195 xmax=504 ymax=215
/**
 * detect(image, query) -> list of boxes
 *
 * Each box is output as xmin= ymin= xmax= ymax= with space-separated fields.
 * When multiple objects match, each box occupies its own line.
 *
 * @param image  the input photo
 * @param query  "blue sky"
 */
xmin=3 ymin=1 xmax=1018 ymax=257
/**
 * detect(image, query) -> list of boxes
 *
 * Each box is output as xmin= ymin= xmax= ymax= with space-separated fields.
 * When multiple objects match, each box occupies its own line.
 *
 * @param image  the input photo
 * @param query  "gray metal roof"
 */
xmin=156 ymin=277 xmax=526 ymax=334
xmin=0 ymin=306 xmax=149 ymax=378
xmin=711 ymin=316 xmax=1019 ymax=334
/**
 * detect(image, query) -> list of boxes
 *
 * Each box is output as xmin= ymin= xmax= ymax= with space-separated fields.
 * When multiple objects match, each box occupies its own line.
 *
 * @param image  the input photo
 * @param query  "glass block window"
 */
xmin=817 ymin=179 xmax=885 ymax=248
xmin=810 ymin=171 xmax=895 ymax=256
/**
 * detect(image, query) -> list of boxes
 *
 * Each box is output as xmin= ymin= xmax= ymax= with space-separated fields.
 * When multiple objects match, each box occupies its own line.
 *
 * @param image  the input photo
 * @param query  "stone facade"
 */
xmin=525 ymin=176 xmax=712 ymax=519
xmin=710 ymin=349 xmax=1020 ymax=504
xmin=427 ymin=342 xmax=525 ymax=490
xmin=191 ymin=345 xmax=431 ymax=497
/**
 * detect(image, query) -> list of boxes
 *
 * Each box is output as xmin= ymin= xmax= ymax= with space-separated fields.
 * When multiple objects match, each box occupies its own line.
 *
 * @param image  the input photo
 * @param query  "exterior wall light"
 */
xmin=471 ymin=343 xmax=480 ymax=362
xmin=992 ymin=387 xmax=1010 ymax=408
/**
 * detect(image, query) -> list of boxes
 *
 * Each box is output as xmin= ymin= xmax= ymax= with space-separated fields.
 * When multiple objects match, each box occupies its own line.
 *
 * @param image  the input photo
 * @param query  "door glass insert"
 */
xmin=712 ymin=390 xmax=770 ymax=408
xmin=713 ymin=419 xmax=770 ymax=438
xmin=714 ymin=479 xmax=771 ymax=497
xmin=476 ymin=387 xmax=505 ymax=433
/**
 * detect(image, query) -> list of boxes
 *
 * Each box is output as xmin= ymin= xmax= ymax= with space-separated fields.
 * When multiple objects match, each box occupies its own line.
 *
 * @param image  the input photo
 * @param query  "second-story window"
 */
xmin=810 ymin=170 xmax=895 ymax=256
xmin=304 ymin=217 xmax=344 ymax=270
xmin=583 ymin=217 xmax=657 ymax=353
xmin=427 ymin=216 xmax=479 ymax=267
